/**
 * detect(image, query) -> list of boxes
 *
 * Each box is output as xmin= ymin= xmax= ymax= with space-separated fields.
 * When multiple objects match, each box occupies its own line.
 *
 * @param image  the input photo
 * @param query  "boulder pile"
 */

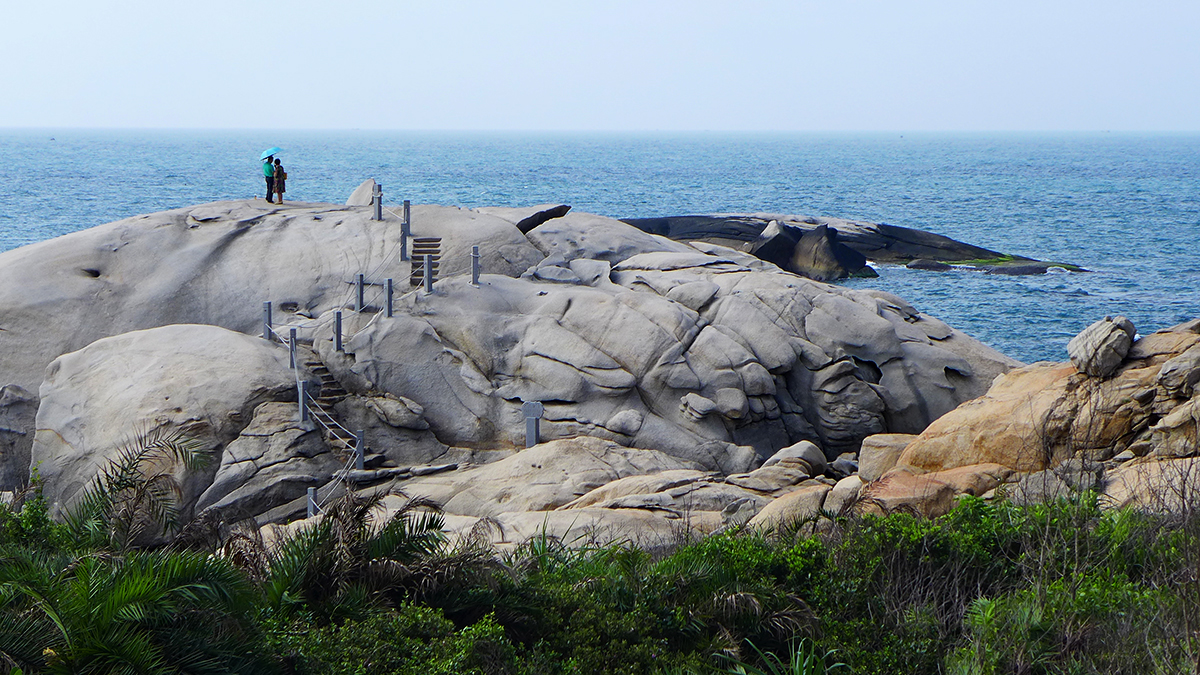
xmin=4 ymin=194 xmax=1178 ymax=549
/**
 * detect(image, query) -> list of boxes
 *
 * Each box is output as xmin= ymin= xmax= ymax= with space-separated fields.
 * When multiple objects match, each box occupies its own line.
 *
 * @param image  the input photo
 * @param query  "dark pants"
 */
xmin=266 ymin=176 xmax=275 ymax=201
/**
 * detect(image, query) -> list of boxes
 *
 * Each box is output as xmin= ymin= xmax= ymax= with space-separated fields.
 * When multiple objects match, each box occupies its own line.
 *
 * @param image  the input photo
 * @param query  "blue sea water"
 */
xmin=1 ymin=129 xmax=1197 ymax=364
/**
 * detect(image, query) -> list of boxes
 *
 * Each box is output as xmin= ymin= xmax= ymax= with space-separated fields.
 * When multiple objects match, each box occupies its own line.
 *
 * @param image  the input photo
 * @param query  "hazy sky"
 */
xmin=3 ymin=0 xmax=1197 ymax=131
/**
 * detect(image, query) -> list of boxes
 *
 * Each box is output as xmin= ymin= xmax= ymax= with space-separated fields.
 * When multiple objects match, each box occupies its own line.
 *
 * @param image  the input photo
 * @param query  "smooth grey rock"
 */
xmin=346 ymin=178 xmax=377 ymax=206
xmin=748 ymin=483 xmax=831 ymax=530
xmin=0 ymin=385 xmax=37 ymax=491
xmin=365 ymin=394 xmax=429 ymax=430
xmin=33 ymin=325 xmax=297 ymax=519
xmin=1158 ymin=343 xmax=1200 ymax=398
xmin=604 ymin=409 xmax=644 ymax=436
xmin=726 ymin=465 xmax=809 ymax=493
xmin=196 ymin=402 xmax=339 ymax=523
xmin=561 ymin=469 xmax=709 ymax=509
xmin=1068 ymin=316 xmax=1136 ymax=377
xmin=762 ymin=441 xmax=827 ymax=474
xmin=475 ymin=204 xmax=572 ymax=233
xmin=398 ymin=437 xmax=692 ymax=518
xmin=0 ymin=201 xmax=544 ymax=395
xmin=830 ymin=455 xmax=859 ymax=478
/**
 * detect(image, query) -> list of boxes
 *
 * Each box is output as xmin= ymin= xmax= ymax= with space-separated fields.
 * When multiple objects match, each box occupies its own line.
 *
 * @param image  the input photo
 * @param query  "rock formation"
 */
xmin=623 ymin=213 xmax=1083 ymax=276
xmin=852 ymin=317 xmax=1200 ymax=517
xmin=0 ymin=198 xmax=1027 ymax=545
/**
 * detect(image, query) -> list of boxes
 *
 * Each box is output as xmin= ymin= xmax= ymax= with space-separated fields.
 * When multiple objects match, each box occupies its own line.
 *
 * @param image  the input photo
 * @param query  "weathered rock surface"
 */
xmin=32 ymin=325 xmax=298 ymax=518
xmin=345 ymin=179 xmax=377 ymax=206
xmin=0 ymin=200 xmax=1035 ymax=543
xmin=897 ymin=322 xmax=1200 ymax=476
xmin=0 ymin=386 xmax=37 ymax=491
xmin=859 ymin=434 xmax=915 ymax=482
xmin=1067 ymin=316 xmax=1136 ymax=377
xmin=393 ymin=437 xmax=693 ymax=518
xmin=196 ymin=402 xmax=340 ymax=523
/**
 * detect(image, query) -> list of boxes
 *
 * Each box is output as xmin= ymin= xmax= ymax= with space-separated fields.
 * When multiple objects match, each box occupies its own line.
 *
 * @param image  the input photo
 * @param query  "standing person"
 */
xmin=263 ymin=155 xmax=276 ymax=202
xmin=273 ymin=158 xmax=287 ymax=204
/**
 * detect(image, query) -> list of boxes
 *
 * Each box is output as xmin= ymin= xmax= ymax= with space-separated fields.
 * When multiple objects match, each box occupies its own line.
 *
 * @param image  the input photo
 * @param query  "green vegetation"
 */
xmin=3 ymin=447 xmax=1200 ymax=674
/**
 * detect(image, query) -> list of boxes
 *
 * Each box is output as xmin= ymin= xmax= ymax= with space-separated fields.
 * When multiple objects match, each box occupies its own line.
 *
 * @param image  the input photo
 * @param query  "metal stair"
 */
xmin=409 ymin=238 xmax=442 ymax=286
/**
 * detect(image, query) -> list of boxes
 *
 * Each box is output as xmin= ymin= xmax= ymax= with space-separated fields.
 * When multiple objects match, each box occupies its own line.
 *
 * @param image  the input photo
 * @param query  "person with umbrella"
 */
xmin=260 ymin=147 xmax=281 ymax=202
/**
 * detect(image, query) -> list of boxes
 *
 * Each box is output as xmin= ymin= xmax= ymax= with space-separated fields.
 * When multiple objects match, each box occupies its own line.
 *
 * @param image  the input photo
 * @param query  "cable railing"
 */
xmin=252 ymin=189 xmax=507 ymax=519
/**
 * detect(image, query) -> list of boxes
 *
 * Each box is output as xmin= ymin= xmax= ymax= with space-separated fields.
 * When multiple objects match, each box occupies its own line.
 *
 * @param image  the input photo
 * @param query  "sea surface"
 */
xmin=1 ymin=130 xmax=1197 ymax=364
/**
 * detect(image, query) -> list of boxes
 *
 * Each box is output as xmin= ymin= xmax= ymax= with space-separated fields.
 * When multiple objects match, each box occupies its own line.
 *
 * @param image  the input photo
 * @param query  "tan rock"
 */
xmin=859 ymin=434 xmax=916 ymax=481
xmin=898 ymin=354 xmax=1166 ymax=474
xmin=747 ymin=483 xmax=831 ymax=530
xmin=923 ymin=463 xmax=1012 ymax=496
xmin=860 ymin=470 xmax=957 ymax=517
xmin=1103 ymin=458 xmax=1200 ymax=512
xmin=560 ymin=469 xmax=708 ymax=509
xmin=726 ymin=464 xmax=810 ymax=493
xmin=822 ymin=475 xmax=865 ymax=516
xmin=397 ymin=436 xmax=691 ymax=518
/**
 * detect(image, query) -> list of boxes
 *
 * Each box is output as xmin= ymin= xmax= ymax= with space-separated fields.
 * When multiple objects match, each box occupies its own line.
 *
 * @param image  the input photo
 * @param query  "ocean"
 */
xmin=1 ymin=129 xmax=1197 ymax=364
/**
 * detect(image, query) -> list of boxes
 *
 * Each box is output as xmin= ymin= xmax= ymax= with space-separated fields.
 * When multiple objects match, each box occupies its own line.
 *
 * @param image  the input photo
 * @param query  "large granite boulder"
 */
xmin=0 ymin=200 xmax=544 ymax=396
xmin=389 ymin=437 xmax=692 ymax=517
xmin=31 ymin=325 xmax=298 ymax=518
xmin=329 ymin=243 xmax=1016 ymax=471
xmin=1067 ymin=316 xmax=1136 ymax=377
xmin=0 ymin=201 xmax=1031 ymax=539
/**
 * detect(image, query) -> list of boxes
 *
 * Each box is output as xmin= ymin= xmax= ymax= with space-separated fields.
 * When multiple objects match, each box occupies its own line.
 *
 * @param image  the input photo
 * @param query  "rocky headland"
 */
xmin=0 ymin=192 xmax=1190 ymax=550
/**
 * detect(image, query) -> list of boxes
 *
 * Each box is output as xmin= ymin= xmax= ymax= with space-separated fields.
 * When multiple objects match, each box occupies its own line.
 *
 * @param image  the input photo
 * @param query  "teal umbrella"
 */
xmin=260 ymin=146 xmax=282 ymax=160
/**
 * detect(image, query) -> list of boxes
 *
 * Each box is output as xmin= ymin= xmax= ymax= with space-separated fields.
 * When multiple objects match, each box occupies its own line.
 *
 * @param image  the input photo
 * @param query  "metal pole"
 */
xmin=423 ymin=254 xmax=433 ymax=295
xmin=400 ymin=200 xmax=411 ymax=261
xmin=471 ymin=245 xmax=481 ymax=286
xmin=372 ymin=184 xmax=383 ymax=221
xmin=307 ymin=487 xmax=317 ymax=518
xmin=299 ymin=380 xmax=309 ymax=423
xmin=335 ymin=311 xmax=343 ymax=352
xmin=525 ymin=417 xmax=540 ymax=448
xmin=289 ymin=327 xmax=297 ymax=369
xmin=386 ymin=278 xmax=394 ymax=317
xmin=262 ymin=301 xmax=272 ymax=340
xmin=354 ymin=430 xmax=365 ymax=471
xmin=356 ymin=273 xmax=365 ymax=311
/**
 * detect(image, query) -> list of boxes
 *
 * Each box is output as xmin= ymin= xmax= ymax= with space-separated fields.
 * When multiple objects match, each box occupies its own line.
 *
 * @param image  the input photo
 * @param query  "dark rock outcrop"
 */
xmin=623 ymin=213 xmax=1081 ymax=275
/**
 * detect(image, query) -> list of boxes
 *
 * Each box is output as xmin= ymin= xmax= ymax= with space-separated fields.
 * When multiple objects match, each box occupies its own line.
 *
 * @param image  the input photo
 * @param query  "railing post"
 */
xmin=400 ymin=199 xmax=410 ymax=262
xmin=423 ymin=254 xmax=434 ymax=295
xmin=262 ymin=301 xmax=272 ymax=341
xmin=356 ymin=273 xmax=365 ymax=311
xmin=307 ymin=486 xmax=317 ymax=518
xmin=522 ymin=401 xmax=544 ymax=448
xmin=289 ymin=327 xmax=297 ymax=369
xmin=471 ymin=245 xmax=481 ymax=286
xmin=386 ymin=278 xmax=394 ymax=317
xmin=372 ymin=183 xmax=383 ymax=221
xmin=335 ymin=311 xmax=343 ymax=352
xmin=354 ymin=430 xmax=365 ymax=471
xmin=299 ymin=380 xmax=309 ymax=423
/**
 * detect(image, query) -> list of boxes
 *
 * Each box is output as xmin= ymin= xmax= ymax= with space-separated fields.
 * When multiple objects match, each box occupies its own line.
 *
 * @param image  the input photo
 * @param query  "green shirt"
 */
xmin=263 ymin=160 xmax=275 ymax=177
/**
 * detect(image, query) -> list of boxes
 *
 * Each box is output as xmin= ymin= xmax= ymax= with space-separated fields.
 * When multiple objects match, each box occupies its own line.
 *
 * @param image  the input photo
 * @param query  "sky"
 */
xmin=2 ymin=0 xmax=1198 ymax=131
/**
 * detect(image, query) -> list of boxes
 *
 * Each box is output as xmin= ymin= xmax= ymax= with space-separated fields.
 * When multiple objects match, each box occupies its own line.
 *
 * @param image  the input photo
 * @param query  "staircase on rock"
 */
xmin=409 ymin=238 xmax=442 ymax=286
